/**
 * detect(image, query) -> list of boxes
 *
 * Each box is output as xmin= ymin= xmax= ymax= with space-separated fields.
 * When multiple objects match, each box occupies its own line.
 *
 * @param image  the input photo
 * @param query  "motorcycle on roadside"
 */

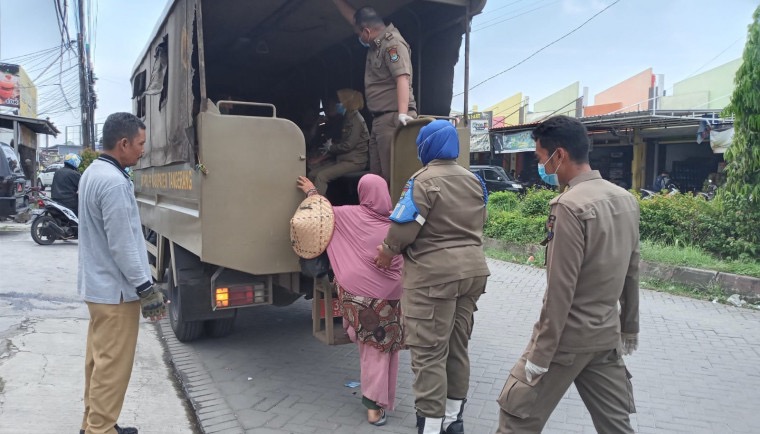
xmin=698 ymin=179 xmax=718 ymax=201
xmin=640 ymin=183 xmax=680 ymax=200
xmin=30 ymin=189 xmax=78 ymax=245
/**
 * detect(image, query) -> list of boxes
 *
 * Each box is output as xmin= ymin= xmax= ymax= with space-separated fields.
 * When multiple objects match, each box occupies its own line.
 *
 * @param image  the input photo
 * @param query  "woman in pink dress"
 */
xmin=297 ymin=174 xmax=403 ymax=426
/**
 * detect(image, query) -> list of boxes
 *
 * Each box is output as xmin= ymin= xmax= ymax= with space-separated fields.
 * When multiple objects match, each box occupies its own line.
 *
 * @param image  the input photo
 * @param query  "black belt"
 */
xmin=371 ymin=107 xmax=416 ymax=117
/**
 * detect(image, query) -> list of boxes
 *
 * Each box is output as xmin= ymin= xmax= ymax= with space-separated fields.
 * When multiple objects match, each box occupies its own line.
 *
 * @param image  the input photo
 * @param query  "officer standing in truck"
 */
xmin=331 ymin=0 xmax=417 ymax=185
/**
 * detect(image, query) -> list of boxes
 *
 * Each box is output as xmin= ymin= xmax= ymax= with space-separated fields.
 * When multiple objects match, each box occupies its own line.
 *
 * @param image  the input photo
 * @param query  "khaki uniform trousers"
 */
xmin=82 ymin=301 xmax=141 ymax=434
xmin=308 ymin=160 xmax=367 ymax=195
xmin=402 ymin=276 xmax=487 ymax=417
xmin=369 ymin=110 xmax=417 ymax=185
xmin=497 ymin=348 xmax=636 ymax=434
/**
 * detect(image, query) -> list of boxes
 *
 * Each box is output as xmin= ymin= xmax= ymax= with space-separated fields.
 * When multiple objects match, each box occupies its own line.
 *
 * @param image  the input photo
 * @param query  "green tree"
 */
xmin=723 ymin=6 xmax=760 ymax=199
xmin=78 ymin=148 xmax=100 ymax=173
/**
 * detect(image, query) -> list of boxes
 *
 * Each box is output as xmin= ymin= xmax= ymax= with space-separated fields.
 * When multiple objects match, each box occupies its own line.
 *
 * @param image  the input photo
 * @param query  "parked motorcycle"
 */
xmin=641 ymin=183 xmax=680 ymax=200
xmin=698 ymin=179 xmax=718 ymax=201
xmin=30 ymin=193 xmax=78 ymax=245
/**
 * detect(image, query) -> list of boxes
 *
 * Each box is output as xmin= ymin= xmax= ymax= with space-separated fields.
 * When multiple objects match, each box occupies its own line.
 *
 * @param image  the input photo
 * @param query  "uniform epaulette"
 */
xmin=409 ymin=166 xmax=429 ymax=179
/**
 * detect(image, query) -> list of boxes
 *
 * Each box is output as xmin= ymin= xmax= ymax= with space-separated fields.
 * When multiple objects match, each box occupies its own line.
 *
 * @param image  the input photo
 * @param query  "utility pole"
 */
xmin=77 ymin=0 xmax=93 ymax=149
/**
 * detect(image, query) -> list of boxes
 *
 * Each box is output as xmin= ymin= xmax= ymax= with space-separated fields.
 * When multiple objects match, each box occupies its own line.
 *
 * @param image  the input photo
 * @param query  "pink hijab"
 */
xmin=326 ymin=174 xmax=403 ymax=300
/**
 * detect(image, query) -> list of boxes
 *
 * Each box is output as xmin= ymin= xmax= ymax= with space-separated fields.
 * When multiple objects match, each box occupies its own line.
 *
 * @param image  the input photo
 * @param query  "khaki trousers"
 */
xmin=368 ymin=110 xmax=417 ymax=185
xmin=308 ymin=160 xmax=366 ymax=195
xmin=82 ymin=301 xmax=141 ymax=434
xmin=402 ymin=276 xmax=487 ymax=417
xmin=496 ymin=348 xmax=636 ymax=434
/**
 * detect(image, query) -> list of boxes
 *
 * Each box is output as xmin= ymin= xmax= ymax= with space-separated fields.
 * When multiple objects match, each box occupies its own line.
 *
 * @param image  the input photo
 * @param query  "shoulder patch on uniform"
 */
xmin=390 ymin=178 xmax=425 ymax=225
xmin=471 ymin=173 xmax=489 ymax=205
xmin=540 ymin=215 xmax=556 ymax=246
xmin=387 ymin=46 xmax=400 ymax=63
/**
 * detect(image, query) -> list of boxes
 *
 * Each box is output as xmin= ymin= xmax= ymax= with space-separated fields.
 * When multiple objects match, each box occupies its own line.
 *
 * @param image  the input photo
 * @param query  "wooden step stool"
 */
xmin=312 ymin=276 xmax=351 ymax=345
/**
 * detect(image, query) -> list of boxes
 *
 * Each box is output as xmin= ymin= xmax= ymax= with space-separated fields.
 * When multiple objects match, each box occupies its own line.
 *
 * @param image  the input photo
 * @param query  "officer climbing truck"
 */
xmin=132 ymin=0 xmax=485 ymax=342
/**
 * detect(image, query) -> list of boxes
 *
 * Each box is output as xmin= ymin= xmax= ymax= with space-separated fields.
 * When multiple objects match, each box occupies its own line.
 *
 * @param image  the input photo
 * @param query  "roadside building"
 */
xmin=481 ymin=59 xmax=737 ymax=192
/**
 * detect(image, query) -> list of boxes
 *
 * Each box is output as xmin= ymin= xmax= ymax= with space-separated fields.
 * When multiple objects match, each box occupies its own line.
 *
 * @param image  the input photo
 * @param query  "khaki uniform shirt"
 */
xmin=364 ymin=23 xmax=417 ymax=113
xmin=331 ymin=110 xmax=369 ymax=166
xmin=527 ymin=170 xmax=640 ymax=368
xmin=383 ymin=160 xmax=490 ymax=289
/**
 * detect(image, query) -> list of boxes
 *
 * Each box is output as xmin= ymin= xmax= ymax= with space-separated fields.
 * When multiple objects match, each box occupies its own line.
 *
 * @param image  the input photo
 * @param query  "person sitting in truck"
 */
xmin=51 ymin=153 xmax=82 ymax=215
xmin=307 ymin=88 xmax=370 ymax=195
xmin=297 ymin=173 xmax=403 ymax=427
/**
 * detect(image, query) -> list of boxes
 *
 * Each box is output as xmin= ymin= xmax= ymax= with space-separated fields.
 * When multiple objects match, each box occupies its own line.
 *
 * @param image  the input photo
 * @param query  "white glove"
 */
xmin=525 ymin=360 xmax=548 ymax=382
xmin=621 ymin=333 xmax=638 ymax=356
xmin=320 ymin=139 xmax=333 ymax=154
xmin=398 ymin=113 xmax=414 ymax=126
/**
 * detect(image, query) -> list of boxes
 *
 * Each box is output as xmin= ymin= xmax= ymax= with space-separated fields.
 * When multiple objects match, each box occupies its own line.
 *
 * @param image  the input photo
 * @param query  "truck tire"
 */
xmin=204 ymin=313 xmax=236 ymax=338
xmin=166 ymin=264 xmax=203 ymax=342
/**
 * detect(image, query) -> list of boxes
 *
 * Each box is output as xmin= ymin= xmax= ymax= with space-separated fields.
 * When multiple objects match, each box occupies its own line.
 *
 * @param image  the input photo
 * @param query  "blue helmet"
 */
xmin=64 ymin=153 xmax=81 ymax=169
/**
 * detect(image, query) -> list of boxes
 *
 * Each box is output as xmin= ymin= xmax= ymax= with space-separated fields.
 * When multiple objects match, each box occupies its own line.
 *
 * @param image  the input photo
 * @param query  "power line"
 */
xmin=454 ymin=0 xmax=621 ymax=97
xmin=476 ymin=0 xmax=528 ymax=18
xmin=0 ymin=45 xmax=61 ymax=63
xmin=473 ymin=0 xmax=560 ymax=32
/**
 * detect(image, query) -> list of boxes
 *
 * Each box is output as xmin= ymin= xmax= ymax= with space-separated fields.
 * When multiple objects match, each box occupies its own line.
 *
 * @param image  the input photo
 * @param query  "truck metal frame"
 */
xmin=132 ymin=0 xmax=483 ymax=341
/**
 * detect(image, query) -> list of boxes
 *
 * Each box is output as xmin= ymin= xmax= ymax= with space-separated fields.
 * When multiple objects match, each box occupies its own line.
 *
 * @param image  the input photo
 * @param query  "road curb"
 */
xmin=0 ymin=223 xmax=30 ymax=232
xmin=484 ymin=237 xmax=760 ymax=300
xmin=157 ymin=318 xmax=245 ymax=434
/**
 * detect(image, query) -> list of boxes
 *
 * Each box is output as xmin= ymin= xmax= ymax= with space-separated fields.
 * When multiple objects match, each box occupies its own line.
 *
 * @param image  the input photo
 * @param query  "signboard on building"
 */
xmin=469 ymin=111 xmax=492 ymax=152
xmin=492 ymin=130 xmax=536 ymax=154
xmin=0 ymin=63 xmax=37 ymax=117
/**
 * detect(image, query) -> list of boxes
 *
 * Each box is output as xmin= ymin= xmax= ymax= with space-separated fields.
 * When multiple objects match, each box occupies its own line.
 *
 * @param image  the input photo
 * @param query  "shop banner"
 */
xmin=492 ymin=130 xmax=536 ymax=154
xmin=469 ymin=111 xmax=492 ymax=152
xmin=0 ymin=63 xmax=21 ymax=109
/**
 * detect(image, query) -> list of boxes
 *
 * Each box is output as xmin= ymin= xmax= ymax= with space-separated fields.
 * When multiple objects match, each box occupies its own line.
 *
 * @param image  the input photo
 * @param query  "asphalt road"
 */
xmin=0 ymin=228 xmax=197 ymax=433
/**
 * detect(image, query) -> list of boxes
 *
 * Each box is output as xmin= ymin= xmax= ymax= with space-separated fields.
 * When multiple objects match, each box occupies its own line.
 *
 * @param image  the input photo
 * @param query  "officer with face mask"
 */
xmin=308 ymin=89 xmax=369 ymax=195
xmin=496 ymin=115 xmax=640 ymax=434
xmin=331 ymin=0 xmax=417 ymax=186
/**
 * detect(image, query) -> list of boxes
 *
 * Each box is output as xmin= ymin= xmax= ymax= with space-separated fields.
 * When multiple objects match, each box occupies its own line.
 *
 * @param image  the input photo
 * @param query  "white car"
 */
xmin=38 ymin=163 xmax=63 ymax=190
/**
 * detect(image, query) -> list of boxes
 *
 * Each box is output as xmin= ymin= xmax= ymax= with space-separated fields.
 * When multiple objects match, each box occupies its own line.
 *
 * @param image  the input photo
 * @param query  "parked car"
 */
xmin=470 ymin=165 xmax=525 ymax=194
xmin=38 ymin=163 xmax=63 ymax=190
xmin=0 ymin=142 xmax=28 ymax=218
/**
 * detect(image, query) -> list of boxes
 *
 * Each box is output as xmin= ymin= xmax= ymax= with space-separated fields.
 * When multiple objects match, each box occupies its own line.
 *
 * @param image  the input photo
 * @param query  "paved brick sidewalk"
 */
xmin=168 ymin=258 xmax=760 ymax=433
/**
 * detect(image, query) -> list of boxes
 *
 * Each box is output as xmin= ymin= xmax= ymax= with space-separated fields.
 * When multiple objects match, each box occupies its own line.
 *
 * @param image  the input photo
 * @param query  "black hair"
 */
xmin=102 ymin=112 xmax=146 ymax=150
xmin=531 ymin=115 xmax=589 ymax=163
xmin=354 ymin=7 xmax=384 ymax=28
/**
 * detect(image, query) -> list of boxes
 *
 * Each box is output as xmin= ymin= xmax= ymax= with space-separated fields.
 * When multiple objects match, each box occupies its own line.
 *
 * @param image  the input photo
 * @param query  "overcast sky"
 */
xmin=0 ymin=0 xmax=755 ymax=143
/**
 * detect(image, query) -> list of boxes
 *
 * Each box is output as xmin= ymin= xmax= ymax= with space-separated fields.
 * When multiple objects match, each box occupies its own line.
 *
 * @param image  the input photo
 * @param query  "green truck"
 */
xmin=132 ymin=0 xmax=484 ymax=341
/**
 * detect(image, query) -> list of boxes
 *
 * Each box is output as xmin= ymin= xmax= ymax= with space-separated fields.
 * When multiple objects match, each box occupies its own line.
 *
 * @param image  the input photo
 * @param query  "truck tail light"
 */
xmin=215 ymin=284 xmax=269 ymax=308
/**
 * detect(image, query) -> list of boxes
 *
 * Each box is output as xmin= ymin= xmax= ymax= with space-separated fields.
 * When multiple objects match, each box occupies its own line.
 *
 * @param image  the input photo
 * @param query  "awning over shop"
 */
xmin=488 ymin=110 xmax=733 ymax=146
xmin=0 ymin=113 xmax=59 ymax=136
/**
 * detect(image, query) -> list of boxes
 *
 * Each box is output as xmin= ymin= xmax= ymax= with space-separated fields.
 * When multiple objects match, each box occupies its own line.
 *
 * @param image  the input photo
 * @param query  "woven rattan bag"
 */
xmin=290 ymin=195 xmax=335 ymax=259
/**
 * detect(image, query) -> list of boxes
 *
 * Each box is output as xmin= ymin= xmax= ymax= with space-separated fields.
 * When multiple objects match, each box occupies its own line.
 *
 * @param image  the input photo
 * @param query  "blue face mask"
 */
xmin=335 ymin=103 xmax=346 ymax=116
xmin=537 ymin=150 xmax=561 ymax=186
xmin=358 ymin=36 xmax=370 ymax=48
